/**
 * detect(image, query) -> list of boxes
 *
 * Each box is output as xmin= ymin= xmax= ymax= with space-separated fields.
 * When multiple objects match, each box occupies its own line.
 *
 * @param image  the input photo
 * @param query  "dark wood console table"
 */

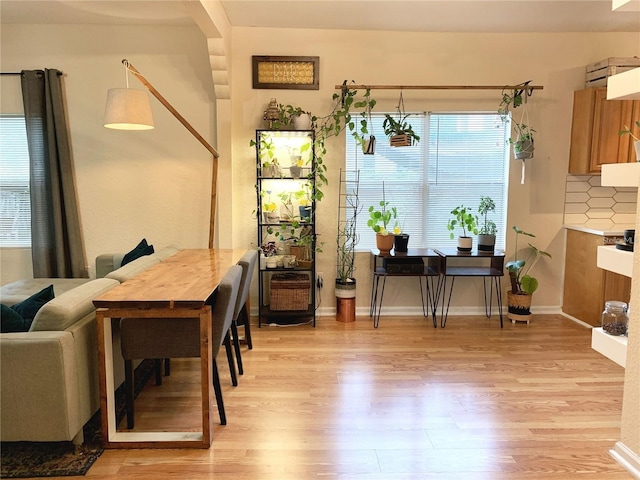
xmin=434 ymin=248 xmax=505 ymax=328
xmin=369 ymin=248 xmax=443 ymax=328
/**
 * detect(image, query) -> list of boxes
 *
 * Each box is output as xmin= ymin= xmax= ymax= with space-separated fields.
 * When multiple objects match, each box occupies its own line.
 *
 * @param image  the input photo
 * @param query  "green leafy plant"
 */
xmin=505 ymin=226 xmax=552 ymax=295
xmin=382 ymin=112 xmax=420 ymax=145
xmin=477 ymin=196 xmax=497 ymax=236
xmin=619 ymin=120 xmax=640 ymax=141
xmin=447 ymin=205 xmax=478 ymax=239
xmin=367 ymin=201 xmax=397 ymax=235
xmin=498 ymin=85 xmax=536 ymax=151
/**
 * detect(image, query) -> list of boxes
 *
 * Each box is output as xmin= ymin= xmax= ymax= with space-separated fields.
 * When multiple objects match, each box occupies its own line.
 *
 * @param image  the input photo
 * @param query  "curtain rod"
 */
xmin=334 ymin=84 xmax=543 ymax=91
xmin=1 ymin=71 xmax=64 ymax=76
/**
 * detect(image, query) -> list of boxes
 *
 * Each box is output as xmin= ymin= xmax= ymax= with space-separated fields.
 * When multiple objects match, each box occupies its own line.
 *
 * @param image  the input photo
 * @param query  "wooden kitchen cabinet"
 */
xmin=568 ymin=87 xmax=640 ymax=174
xmin=563 ymin=229 xmax=631 ymax=326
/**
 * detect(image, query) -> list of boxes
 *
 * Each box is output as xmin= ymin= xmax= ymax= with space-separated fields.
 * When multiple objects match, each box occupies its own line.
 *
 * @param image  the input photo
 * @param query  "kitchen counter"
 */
xmin=563 ymin=224 xmax=631 ymax=238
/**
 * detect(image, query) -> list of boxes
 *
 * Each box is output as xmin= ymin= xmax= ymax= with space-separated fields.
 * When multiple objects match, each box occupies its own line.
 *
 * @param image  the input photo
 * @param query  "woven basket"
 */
xmin=507 ymin=291 xmax=532 ymax=312
xmin=270 ymin=273 xmax=310 ymax=311
xmin=390 ymin=134 xmax=412 ymax=147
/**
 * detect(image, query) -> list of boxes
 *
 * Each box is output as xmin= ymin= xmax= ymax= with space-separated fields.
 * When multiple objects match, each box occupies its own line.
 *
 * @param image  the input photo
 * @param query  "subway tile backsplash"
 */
xmin=564 ymin=175 xmax=637 ymax=230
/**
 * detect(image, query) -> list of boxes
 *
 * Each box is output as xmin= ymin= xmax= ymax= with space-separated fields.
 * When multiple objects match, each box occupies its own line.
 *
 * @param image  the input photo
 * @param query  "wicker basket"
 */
xmin=389 ymin=134 xmax=412 ymax=147
xmin=270 ymin=273 xmax=310 ymax=311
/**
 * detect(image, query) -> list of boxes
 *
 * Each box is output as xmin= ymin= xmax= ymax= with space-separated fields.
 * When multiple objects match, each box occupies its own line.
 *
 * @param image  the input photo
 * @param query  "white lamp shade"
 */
xmin=104 ymin=88 xmax=154 ymax=130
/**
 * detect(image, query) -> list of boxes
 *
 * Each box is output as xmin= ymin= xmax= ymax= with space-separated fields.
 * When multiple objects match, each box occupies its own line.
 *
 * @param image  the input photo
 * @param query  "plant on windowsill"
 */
xmin=477 ymin=196 xmax=497 ymax=252
xmin=619 ymin=120 xmax=640 ymax=162
xmin=447 ymin=205 xmax=478 ymax=252
xmin=505 ymin=226 xmax=552 ymax=323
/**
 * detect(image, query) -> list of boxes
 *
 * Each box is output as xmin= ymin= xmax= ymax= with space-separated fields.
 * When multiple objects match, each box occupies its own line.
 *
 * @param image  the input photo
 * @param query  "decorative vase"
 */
xmin=394 ymin=234 xmax=409 ymax=252
xmin=289 ymin=165 xmax=302 ymax=179
xmin=457 ymin=236 xmax=472 ymax=252
xmin=263 ymin=98 xmax=280 ymax=129
xmin=299 ymin=206 xmax=311 ymax=222
xmin=335 ymin=278 xmax=356 ymax=323
xmin=634 ymin=140 xmax=640 ymax=162
xmin=477 ymin=234 xmax=496 ymax=252
xmin=376 ymin=233 xmax=394 ymax=254
xmin=293 ymin=113 xmax=312 ymax=130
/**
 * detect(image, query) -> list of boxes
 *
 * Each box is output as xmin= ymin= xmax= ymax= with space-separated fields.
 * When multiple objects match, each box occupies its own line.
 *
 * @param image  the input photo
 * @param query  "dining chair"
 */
xmin=230 ymin=250 xmax=258 ymax=376
xmin=119 ymin=265 xmax=242 ymax=429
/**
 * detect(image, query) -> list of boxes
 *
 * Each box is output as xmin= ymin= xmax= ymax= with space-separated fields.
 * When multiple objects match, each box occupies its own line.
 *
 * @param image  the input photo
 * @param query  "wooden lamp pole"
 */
xmin=123 ymin=59 xmax=219 ymax=248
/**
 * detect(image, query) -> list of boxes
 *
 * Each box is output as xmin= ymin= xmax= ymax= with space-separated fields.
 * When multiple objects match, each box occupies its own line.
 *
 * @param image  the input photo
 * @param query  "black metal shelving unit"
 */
xmin=255 ymin=129 xmax=316 ymax=327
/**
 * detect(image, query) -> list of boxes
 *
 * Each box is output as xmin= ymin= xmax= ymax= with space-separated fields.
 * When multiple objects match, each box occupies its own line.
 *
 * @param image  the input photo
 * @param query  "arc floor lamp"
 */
xmin=104 ymin=59 xmax=220 ymax=247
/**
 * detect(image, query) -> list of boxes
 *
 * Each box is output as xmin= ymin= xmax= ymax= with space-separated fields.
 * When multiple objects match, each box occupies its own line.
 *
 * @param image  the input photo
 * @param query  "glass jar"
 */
xmin=601 ymin=300 xmax=628 ymax=336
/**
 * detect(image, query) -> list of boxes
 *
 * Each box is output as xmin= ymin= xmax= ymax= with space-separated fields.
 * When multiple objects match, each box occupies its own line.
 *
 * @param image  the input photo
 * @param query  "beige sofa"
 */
xmin=0 ymin=247 xmax=178 ymax=444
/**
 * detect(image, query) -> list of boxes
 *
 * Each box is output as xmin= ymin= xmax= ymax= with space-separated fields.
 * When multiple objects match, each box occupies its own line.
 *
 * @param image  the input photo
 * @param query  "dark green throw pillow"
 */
xmin=121 ymin=238 xmax=155 ymax=266
xmin=10 ymin=284 xmax=54 ymax=322
xmin=1 ymin=304 xmax=31 ymax=333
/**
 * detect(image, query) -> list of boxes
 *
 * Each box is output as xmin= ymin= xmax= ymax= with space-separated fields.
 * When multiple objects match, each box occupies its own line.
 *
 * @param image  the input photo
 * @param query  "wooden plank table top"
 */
xmin=94 ymin=248 xmax=246 ymax=449
xmin=94 ymin=249 xmax=245 ymax=309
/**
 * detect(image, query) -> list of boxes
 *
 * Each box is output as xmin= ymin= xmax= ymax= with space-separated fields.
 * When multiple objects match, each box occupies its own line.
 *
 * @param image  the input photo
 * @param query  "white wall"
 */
xmin=0 ymin=24 xmax=216 ymax=280
xmin=230 ymin=28 xmax=640 ymax=314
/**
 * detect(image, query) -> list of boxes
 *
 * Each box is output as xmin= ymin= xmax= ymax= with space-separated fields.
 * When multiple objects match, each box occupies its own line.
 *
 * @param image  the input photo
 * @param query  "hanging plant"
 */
xmin=382 ymin=91 xmax=420 ymax=147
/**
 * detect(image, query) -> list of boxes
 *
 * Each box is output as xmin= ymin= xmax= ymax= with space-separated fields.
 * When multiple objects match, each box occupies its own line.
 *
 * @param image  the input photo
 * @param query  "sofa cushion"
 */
xmin=0 ymin=278 xmax=89 ymax=306
xmin=10 ymin=284 xmax=54 ymax=322
xmin=30 ymin=278 xmax=119 ymax=332
xmin=106 ymin=255 xmax=161 ymax=283
xmin=1 ymin=304 xmax=30 ymax=333
xmin=121 ymin=238 xmax=154 ymax=267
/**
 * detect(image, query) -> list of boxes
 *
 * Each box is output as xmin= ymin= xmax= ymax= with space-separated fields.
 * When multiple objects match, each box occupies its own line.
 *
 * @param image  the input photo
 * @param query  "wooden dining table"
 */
xmin=93 ymin=248 xmax=245 ymax=449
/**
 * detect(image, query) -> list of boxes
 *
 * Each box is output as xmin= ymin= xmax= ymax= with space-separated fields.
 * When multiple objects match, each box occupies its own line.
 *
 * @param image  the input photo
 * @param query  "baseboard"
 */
xmin=560 ymin=311 xmax=594 ymax=329
xmin=252 ymin=305 xmax=565 ymax=319
xmin=610 ymin=441 xmax=640 ymax=479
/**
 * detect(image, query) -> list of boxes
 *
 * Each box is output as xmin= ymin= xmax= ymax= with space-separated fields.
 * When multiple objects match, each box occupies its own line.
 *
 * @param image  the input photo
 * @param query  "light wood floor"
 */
xmin=81 ymin=314 xmax=632 ymax=479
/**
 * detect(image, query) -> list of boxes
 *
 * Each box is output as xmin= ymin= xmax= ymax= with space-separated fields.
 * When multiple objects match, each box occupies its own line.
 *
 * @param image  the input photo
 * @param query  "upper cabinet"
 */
xmin=569 ymin=87 xmax=640 ymax=174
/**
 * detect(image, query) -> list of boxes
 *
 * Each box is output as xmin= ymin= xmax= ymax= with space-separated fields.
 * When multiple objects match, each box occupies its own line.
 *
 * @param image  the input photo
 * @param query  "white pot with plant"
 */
xmin=505 ymin=226 xmax=552 ymax=323
xmin=447 ymin=205 xmax=478 ymax=252
xmin=620 ymin=121 xmax=640 ymax=162
xmin=477 ymin=196 xmax=497 ymax=252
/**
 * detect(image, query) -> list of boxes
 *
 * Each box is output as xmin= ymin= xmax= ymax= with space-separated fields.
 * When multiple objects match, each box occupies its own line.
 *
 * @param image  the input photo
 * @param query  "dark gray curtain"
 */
xmin=21 ymin=69 xmax=87 ymax=278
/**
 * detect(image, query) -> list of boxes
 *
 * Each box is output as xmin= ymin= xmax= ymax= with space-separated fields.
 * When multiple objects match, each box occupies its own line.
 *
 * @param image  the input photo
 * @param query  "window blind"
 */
xmin=346 ymin=112 xmax=509 ymax=251
xmin=0 ymin=114 xmax=31 ymax=247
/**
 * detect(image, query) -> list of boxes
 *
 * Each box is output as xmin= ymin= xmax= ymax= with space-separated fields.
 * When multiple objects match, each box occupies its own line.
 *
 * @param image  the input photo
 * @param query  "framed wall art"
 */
xmin=252 ymin=56 xmax=319 ymax=90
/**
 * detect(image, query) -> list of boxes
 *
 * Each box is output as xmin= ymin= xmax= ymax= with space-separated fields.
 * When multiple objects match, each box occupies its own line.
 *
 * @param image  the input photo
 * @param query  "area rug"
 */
xmin=1 ymin=359 xmax=155 ymax=478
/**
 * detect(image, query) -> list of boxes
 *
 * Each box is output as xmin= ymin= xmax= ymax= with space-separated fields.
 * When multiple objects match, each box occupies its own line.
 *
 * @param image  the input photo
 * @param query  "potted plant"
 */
xmin=335 ymin=183 xmax=360 ymax=323
xmin=392 ymin=219 xmax=409 ymax=253
xmin=619 ymin=120 xmax=640 ymax=162
xmin=260 ymin=190 xmax=280 ymax=224
xmin=511 ymin=122 xmax=536 ymax=160
xmin=382 ymin=111 xmax=420 ymax=147
xmin=505 ymin=226 xmax=552 ymax=323
xmin=477 ymin=196 xmax=497 ymax=252
xmin=367 ymin=183 xmax=397 ymax=254
xmin=498 ymin=85 xmax=536 ymax=160
xmin=447 ymin=205 xmax=478 ymax=252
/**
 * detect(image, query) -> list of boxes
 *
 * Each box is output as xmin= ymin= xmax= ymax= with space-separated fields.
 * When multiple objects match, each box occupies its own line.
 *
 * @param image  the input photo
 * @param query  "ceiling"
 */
xmin=1 ymin=0 xmax=639 ymax=33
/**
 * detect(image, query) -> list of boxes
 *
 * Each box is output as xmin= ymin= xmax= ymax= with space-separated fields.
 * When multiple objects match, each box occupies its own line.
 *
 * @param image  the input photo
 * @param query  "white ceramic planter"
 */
xmin=457 ymin=236 xmax=472 ymax=252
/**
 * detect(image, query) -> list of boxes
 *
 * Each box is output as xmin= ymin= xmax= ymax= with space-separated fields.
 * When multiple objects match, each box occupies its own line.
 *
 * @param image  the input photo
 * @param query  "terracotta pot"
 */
xmin=376 ymin=233 xmax=394 ymax=253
